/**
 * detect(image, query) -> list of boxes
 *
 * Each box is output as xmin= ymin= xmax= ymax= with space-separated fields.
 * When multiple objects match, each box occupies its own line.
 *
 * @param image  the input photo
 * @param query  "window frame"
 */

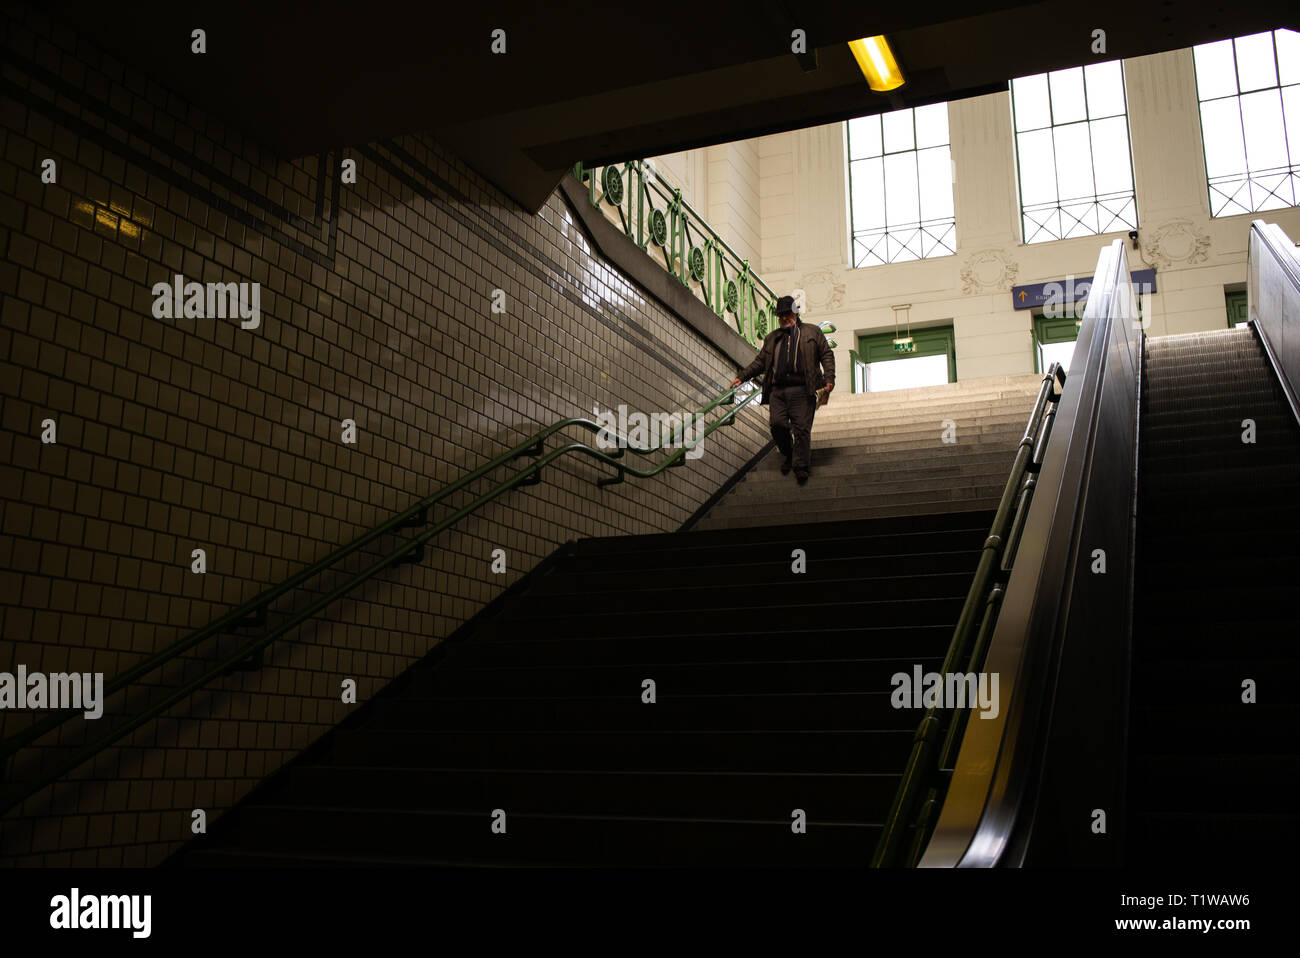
xmin=846 ymin=105 xmax=957 ymax=267
xmin=1192 ymin=29 xmax=1300 ymax=218
xmin=1010 ymin=60 xmax=1140 ymax=244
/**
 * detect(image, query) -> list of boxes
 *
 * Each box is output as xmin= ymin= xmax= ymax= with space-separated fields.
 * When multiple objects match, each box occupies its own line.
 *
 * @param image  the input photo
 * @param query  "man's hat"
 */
xmin=775 ymin=295 xmax=799 ymax=315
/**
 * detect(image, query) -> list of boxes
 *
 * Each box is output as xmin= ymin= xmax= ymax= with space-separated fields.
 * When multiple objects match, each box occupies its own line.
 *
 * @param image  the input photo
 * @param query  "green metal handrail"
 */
xmin=0 ymin=385 xmax=761 ymax=816
xmin=869 ymin=363 xmax=1067 ymax=868
xmin=574 ymin=160 xmax=780 ymax=347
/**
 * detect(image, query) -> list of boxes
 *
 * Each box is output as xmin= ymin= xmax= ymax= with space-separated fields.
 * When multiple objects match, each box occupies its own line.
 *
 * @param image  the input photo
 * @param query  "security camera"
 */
xmin=1128 ymin=230 xmax=1139 ymax=248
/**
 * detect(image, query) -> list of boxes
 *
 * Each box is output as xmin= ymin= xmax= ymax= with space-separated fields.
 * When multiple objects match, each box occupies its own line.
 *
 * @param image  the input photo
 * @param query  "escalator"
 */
xmin=1127 ymin=326 xmax=1300 ymax=864
xmin=919 ymin=220 xmax=1300 ymax=869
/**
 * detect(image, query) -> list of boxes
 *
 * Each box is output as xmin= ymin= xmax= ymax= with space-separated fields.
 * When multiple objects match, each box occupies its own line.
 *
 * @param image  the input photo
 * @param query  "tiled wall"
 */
xmin=0 ymin=6 xmax=767 ymax=865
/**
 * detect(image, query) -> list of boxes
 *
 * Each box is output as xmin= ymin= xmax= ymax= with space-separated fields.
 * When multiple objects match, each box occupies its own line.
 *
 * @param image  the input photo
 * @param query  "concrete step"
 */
xmin=825 ymin=390 xmax=1041 ymax=415
xmin=703 ymin=481 xmax=1007 ymax=519
xmin=813 ymin=398 xmax=1037 ymax=426
xmin=740 ymin=450 xmax=1017 ymax=483
xmin=725 ymin=478 xmax=1011 ymax=508
xmin=832 ymin=374 xmax=1043 ymax=402
xmin=699 ymin=375 xmax=1040 ymax=531
xmin=694 ymin=497 xmax=999 ymax=530
xmin=813 ymin=415 xmax=1030 ymax=442
xmin=708 ymin=478 xmax=1011 ymax=513
xmin=733 ymin=454 xmax=1003 ymax=480
xmin=809 ymin=432 xmax=1023 ymax=458
xmin=827 ymin=380 xmax=1042 ymax=402
xmin=208 ymin=804 xmax=886 ymax=866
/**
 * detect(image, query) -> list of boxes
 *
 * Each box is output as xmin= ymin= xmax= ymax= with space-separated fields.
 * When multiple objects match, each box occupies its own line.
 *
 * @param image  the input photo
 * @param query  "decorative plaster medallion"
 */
xmin=798 ymin=268 xmax=846 ymax=311
xmin=960 ymin=249 xmax=1019 ymax=294
xmin=1144 ymin=219 xmax=1211 ymax=267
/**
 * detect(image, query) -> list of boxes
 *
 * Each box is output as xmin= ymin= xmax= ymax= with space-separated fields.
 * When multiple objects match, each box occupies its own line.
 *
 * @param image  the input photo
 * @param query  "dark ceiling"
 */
xmin=53 ymin=1 xmax=1298 ymax=212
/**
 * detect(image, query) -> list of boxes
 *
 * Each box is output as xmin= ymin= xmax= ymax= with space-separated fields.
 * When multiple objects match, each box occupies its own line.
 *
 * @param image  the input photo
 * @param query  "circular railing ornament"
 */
xmin=688 ymin=246 xmax=705 ymax=282
xmin=756 ymin=310 xmax=768 ymax=337
xmin=724 ymin=280 xmax=739 ymax=312
xmin=649 ymin=209 xmax=668 ymax=246
xmin=602 ymin=166 xmax=623 ymax=206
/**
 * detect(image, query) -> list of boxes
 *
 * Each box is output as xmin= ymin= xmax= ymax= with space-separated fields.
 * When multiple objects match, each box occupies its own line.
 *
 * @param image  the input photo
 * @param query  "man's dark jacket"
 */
xmin=736 ymin=319 xmax=836 ymax=406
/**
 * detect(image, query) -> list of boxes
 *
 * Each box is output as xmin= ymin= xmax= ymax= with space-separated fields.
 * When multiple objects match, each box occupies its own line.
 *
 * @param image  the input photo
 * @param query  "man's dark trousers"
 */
xmin=769 ymin=384 xmax=817 ymax=471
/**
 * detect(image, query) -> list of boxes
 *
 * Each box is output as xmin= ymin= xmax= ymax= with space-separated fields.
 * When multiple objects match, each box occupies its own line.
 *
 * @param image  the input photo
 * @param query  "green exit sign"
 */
xmin=893 ymin=338 xmax=915 ymax=354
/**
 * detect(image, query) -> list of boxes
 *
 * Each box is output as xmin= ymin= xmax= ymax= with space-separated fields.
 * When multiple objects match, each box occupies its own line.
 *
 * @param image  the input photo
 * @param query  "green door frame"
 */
xmin=854 ymin=326 xmax=957 ymax=391
xmin=850 ymin=349 xmax=867 ymax=393
xmin=1225 ymin=290 xmax=1248 ymax=327
xmin=1032 ymin=308 xmax=1082 ymax=374
xmin=1029 ymin=292 xmax=1148 ymax=373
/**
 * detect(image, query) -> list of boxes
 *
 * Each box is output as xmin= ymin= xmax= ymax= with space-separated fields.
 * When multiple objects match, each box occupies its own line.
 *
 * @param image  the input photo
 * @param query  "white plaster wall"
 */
xmin=755 ymin=46 xmax=1300 ymax=387
xmin=703 ymin=140 xmax=762 ymax=267
xmin=613 ymin=46 xmax=1300 ymax=388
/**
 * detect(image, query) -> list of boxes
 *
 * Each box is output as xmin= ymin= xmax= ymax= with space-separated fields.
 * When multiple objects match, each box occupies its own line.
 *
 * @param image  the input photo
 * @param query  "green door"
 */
xmin=1031 ymin=289 xmax=1149 ymax=374
xmin=854 ymin=326 xmax=957 ymax=392
xmin=1033 ymin=307 xmax=1082 ymax=375
xmin=1226 ymin=290 xmax=1248 ymax=328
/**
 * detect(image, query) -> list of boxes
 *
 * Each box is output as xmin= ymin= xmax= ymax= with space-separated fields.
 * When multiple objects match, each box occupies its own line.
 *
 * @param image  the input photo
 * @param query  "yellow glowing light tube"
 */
xmin=848 ymin=35 xmax=905 ymax=92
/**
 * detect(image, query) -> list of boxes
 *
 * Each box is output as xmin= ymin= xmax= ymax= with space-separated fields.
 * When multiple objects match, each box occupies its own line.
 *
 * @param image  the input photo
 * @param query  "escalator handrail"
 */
xmin=1250 ymin=218 xmax=1300 ymax=290
xmin=869 ymin=362 xmax=1065 ymax=868
xmin=918 ymin=238 xmax=1140 ymax=867
xmin=1248 ymin=219 xmax=1300 ymax=427
xmin=0 ymin=385 xmax=761 ymax=816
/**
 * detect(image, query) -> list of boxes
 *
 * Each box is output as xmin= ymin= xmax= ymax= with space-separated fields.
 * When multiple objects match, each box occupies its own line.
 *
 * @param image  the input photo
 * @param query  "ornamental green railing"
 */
xmin=0 ymin=386 xmax=760 ymax=817
xmin=574 ymin=160 xmax=779 ymax=347
xmin=869 ymin=361 xmax=1067 ymax=868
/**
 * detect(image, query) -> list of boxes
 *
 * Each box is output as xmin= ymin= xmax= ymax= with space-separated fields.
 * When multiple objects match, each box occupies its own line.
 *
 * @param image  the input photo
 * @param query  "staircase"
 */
xmin=174 ymin=510 xmax=996 ymax=867
xmin=695 ymin=375 xmax=1043 ymax=529
xmin=1127 ymin=327 xmax=1300 ymax=864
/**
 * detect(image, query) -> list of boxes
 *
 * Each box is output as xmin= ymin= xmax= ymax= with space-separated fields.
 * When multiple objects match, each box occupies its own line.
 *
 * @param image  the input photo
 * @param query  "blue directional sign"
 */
xmin=1012 ymin=269 xmax=1156 ymax=310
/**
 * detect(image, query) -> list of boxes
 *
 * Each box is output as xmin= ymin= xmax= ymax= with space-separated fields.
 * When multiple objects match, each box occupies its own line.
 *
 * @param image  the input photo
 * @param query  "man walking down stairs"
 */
xmin=729 ymin=295 xmax=836 ymax=486
xmin=697 ymin=375 xmax=1044 ymax=530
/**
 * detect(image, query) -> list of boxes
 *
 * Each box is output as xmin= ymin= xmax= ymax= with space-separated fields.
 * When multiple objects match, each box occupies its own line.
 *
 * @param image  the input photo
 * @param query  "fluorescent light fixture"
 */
xmin=848 ymin=35 xmax=905 ymax=92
